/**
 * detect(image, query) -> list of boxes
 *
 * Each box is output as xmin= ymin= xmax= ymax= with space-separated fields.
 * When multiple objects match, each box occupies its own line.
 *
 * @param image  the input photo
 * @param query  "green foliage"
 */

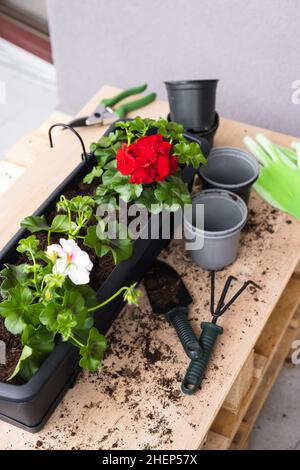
xmin=173 ymin=141 xmax=206 ymax=168
xmin=154 ymin=176 xmax=192 ymax=211
xmin=84 ymin=221 xmax=132 ymax=264
xmin=17 ymin=235 xmax=39 ymax=256
xmin=0 ymin=285 xmax=33 ymax=334
xmin=21 ymin=215 xmax=50 ymax=233
xmin=83 ymin=166 xmax=103 ymax=184
xmin=0 ymin=264 xmax=30 ymax=297
xmin=79 ymin=327 xmax=107 ymax=371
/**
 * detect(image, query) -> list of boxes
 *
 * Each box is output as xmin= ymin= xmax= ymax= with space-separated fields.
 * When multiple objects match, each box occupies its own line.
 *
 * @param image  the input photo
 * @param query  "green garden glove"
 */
xmin=244 ymin=134 xmax=300 ymax=221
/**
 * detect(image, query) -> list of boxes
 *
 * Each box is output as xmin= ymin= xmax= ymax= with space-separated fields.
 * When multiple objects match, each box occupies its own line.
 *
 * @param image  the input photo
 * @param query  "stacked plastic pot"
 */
xmin=165 ymin=80 xmax=260 ymax=271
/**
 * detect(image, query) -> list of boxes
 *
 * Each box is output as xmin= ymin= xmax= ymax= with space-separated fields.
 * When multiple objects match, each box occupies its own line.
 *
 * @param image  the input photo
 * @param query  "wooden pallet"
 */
xmin=203 ymin=274 xmax=300 ymax=450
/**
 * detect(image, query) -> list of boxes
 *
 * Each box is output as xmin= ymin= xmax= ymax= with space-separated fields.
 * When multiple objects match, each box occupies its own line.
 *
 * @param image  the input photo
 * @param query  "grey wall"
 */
xmin=47 ymin=0 xmax=300 ymax=136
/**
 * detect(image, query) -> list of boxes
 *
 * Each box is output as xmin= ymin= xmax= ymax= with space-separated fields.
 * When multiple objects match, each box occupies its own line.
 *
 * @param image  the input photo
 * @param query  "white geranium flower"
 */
xmin=47 ymin=238 xmax=93 ymax=285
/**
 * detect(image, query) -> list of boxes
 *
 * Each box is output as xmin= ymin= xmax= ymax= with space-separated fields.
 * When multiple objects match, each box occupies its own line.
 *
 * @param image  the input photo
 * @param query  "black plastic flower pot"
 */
xmin=168 ymin=112 xmax=219 ymax=147
xmin=198 ymin=147 xmax=260 ymax=205
xmin=165 ymin=80 xmax=219 ymax=132
xmin=0 ymin=122 xmax=210 ymax=432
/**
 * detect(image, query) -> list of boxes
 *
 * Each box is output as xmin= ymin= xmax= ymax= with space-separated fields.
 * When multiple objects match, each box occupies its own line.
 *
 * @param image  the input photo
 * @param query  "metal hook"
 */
xmin=48 ymin=123 xmax=89 ymax=165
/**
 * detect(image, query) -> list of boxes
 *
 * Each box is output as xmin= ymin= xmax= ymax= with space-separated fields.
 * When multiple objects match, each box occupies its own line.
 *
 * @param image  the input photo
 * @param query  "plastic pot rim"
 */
xmin=184 ymin=189 xmax=248 ymax=239
xmin=199 ymin=146 xmax=260 ymax=189
xmin=165 ymin=80 xmax=219 ymax=90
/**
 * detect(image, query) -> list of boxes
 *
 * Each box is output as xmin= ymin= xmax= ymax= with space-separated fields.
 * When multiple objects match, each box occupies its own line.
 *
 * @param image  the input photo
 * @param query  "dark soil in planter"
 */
xmin=0 ymin=317 xmax=22 ymax=382
xmin=143 ymin=266 xmax=181 ymax=310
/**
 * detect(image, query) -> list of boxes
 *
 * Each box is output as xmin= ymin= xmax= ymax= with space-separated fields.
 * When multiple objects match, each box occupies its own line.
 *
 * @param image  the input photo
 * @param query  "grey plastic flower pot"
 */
xmin=184 ymin=189 xmax=248 ymax=271
xmin=165 ymin=80 xmax=218 ymax=132
xmin=198 ymin=147 xmax=260 ymax=205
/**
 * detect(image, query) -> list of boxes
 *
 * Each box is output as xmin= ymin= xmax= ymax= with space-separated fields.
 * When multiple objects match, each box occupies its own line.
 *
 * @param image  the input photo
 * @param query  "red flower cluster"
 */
xmin=116 ymin=134 xmax=178 ymax=184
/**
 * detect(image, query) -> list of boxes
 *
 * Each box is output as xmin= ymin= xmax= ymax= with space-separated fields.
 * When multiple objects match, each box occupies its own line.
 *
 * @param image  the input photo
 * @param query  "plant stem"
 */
xmin=47 ymin=230 xmax=52 ymax=246
xmin=87 ymin=286 xmax=128 ymax=312
xmin=70 ymin=335 xmax=85 ymax=348
xmin=29 ymin=249 xmax=40 ymax=295
xmin=67 ymin=208 xmax=72 ymax=234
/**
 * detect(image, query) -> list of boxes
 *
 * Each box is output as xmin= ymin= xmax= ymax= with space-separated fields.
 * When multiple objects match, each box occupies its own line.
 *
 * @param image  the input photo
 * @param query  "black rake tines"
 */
xmin=210 ymin=271 xmax=260 ymax=324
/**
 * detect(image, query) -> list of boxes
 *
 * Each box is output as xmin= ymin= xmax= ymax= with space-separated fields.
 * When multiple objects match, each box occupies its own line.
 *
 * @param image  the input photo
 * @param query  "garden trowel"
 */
xmin=144 ymin=260 xmax=202 ymax=360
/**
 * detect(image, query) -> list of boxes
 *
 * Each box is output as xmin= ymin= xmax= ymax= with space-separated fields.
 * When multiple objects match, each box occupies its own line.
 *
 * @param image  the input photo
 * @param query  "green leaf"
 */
xmin=101 ymin=167 xmax=121 ymax=186
xmin=0 ymin=264 xmax=30 ymax=296
xmin=154 ymin=176 xmax=191 ymax=211
xmin=115 ymin=121 xmax=131 ymax=130
xmin=50 ymin=214 xmax=71 ymax=233
xmin=89 ymin=142 xmax=98 ymax=153
xmin=83 ymin=166 xmax=103 ymax=184
xmin=39 ymin=302 xmax=60 ymax=332
xmin=69 ymin=196 xmax=95 ymax=213
xmin=22 ymin=324 xmax=55 ymax=354
xmin=57 ymin=309 xmax=77 ymax=341
xmin=14 ymin=325 xmax=56 ymax=381
xmin=84 ymin=223 xmax=133 ymax=264
xmin=8 ymin=345 xmax=33 ymax=380
xmin=21 ymin=215 xmax=50 ymax=233
xmin=136 ymin=187 xmax=162 ymax=213
xmin=94 ymin=193 xmax=118 ymax=210
xmin=79 ymin=327 xmax=107 ymax=371
xmin=0 ymin=286 xmax=33 ymax=334
xmin=17 ymin=235 xmax=39 ymax=256
xmin=173 ymin=141 xmax=206 ymax=169
xmin=75 ymin=284 xmax=98 ymax=310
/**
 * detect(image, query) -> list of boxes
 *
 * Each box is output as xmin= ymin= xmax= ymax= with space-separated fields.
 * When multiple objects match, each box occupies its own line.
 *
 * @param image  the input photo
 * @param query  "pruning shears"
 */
xmin=68 ymin=84 xmax=156 ymax=128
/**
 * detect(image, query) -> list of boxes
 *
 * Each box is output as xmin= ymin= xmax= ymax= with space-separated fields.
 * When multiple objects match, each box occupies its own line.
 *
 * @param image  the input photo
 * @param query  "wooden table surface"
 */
xmin=1 ymin=86 xmax=300 ymax=450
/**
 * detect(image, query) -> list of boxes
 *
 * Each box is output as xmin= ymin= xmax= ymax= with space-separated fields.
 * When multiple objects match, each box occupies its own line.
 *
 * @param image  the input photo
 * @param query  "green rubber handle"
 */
xmin=165 ymin=307 xmax=202 ymax=360
xmin=181 ymin=322 xmax=223 ymax=395
xmin=101 ymin=84 xmax=148 ymax=108
xmin=114 ymin=92 xmax=157 ymax=118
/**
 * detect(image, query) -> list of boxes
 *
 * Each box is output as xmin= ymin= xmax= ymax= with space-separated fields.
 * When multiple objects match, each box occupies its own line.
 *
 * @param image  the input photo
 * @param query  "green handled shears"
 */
xmin=68 ymin=84 xmax=156 ymax=128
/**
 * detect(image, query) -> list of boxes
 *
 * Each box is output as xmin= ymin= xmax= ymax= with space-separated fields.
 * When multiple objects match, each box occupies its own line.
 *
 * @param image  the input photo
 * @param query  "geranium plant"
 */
xmin=88 ymin=117 xmax=206 ymax=212
xmin=0 ymin=234 xmax=140 ymax=381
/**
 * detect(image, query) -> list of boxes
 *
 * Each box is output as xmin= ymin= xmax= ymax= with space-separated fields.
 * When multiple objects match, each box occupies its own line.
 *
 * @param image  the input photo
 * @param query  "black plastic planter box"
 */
xmin=0 ymin=124 xmax=210 ymax=432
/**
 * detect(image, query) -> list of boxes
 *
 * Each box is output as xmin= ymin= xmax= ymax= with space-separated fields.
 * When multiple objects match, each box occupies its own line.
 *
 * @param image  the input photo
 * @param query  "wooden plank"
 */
xmin=211 ymin=277 xmax=300 ymax=443
xmin=202 ymin=431 xmax=231 ymax=451
xmin=38 ymin=111 xmax=72 ymax=134
xmin=1 ymin=87 xmax=300 ymax=450
xmin=4 ymin=131 xmax=49 ymax=167
xmin=5 ymin=112 xmax=72 ymax=168
xmin=233 ymin=312 xmax=300 ymax=449
xmin=0 ymin=161 xmax=25 ymax=196
xmin=223 ymin=350 xmax=254 ymax=414
xmin=255 ymin=277 xmax=300 ymax=358
xmin=295 ymin=262 xmax=300 ymax=278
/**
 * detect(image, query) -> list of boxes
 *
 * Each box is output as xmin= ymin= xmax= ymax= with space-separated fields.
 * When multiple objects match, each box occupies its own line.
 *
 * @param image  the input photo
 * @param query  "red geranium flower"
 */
xmin=116 ymin=134 xmax=178 ymax=184
xmin=116 ymin=143 xmax=135 ymax=175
